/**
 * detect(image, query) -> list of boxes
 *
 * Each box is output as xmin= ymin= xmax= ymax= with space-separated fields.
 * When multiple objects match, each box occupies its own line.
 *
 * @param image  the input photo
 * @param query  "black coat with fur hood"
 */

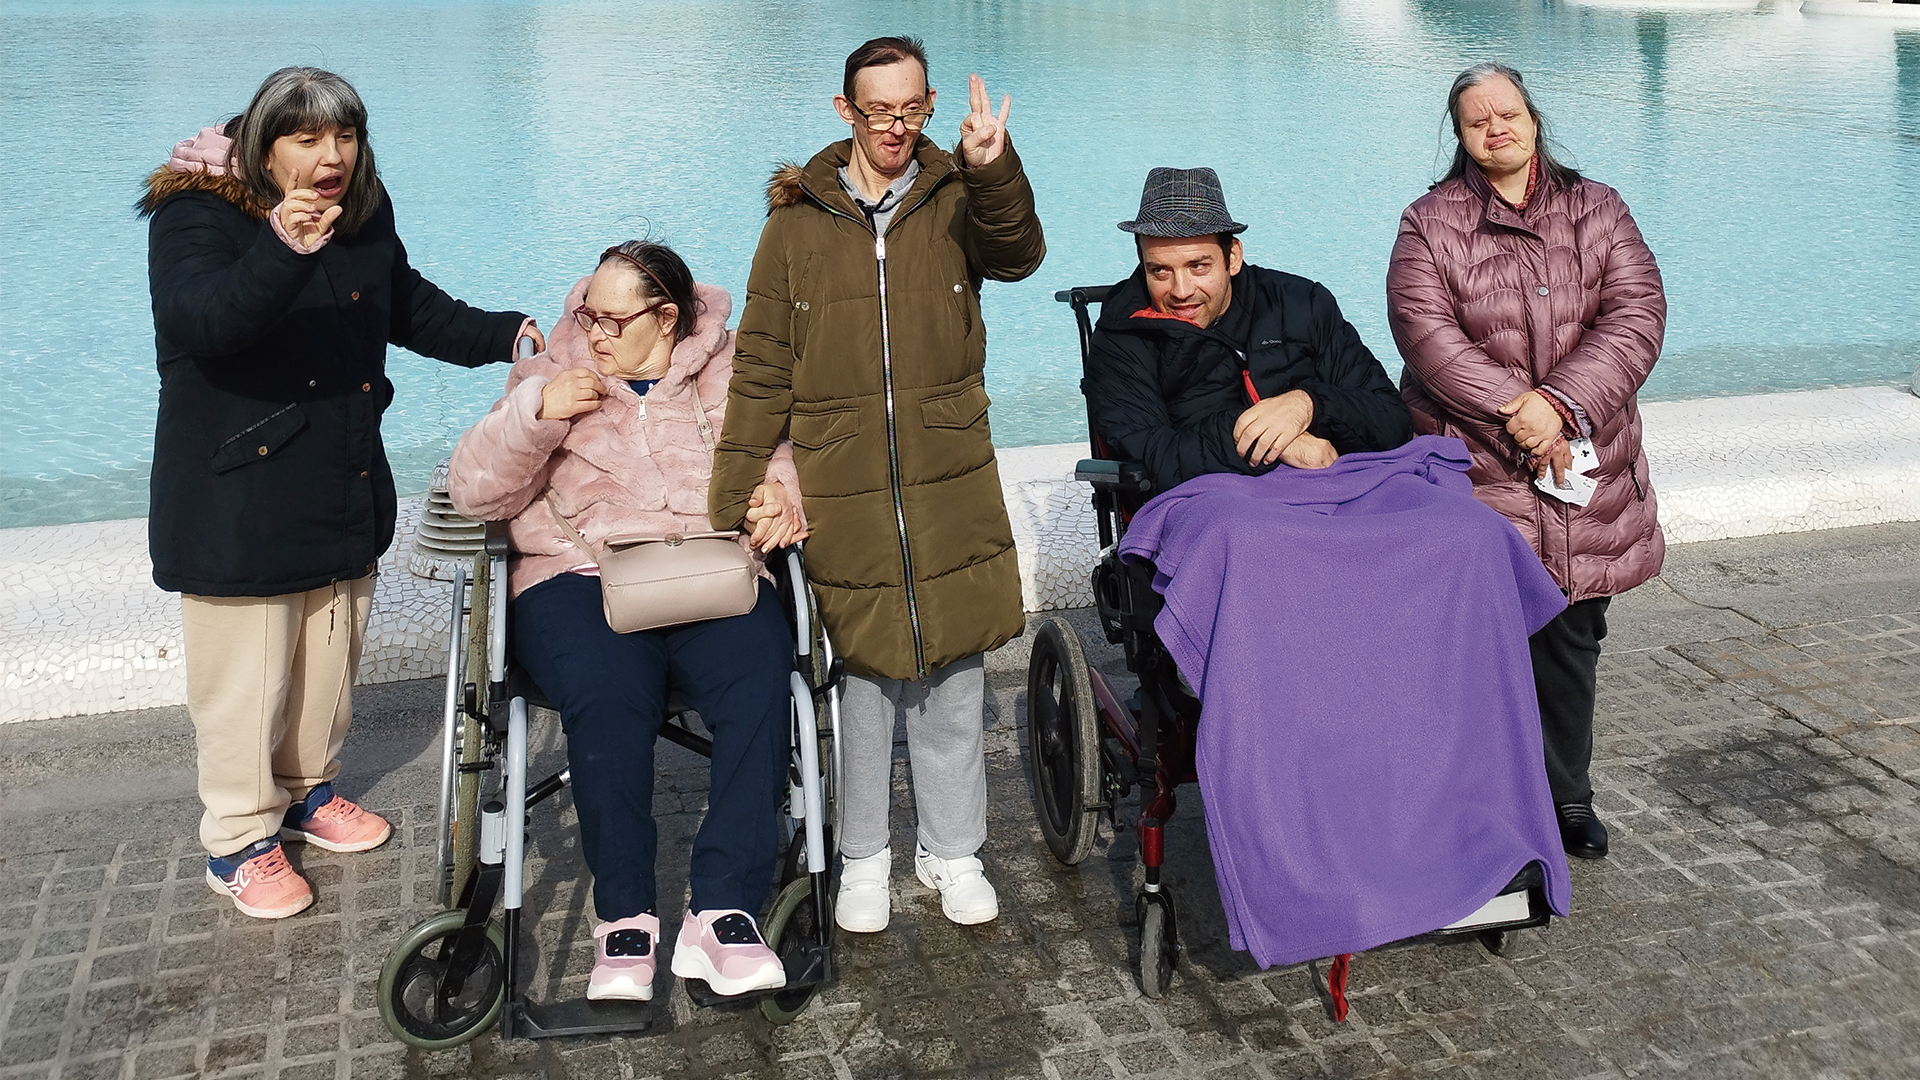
xmin=141 ymin=161 xmax=526 ymax=596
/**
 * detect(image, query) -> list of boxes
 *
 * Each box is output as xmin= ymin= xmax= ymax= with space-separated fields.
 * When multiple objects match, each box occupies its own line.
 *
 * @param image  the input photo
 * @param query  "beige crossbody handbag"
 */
xmin=543 ymin=381 xmax=758 ymax=633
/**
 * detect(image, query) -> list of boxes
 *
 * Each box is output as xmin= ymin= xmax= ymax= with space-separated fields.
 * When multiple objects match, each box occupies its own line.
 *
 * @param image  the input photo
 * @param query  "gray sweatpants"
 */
xmin=838 ymin=653 xmax=987 ymax=861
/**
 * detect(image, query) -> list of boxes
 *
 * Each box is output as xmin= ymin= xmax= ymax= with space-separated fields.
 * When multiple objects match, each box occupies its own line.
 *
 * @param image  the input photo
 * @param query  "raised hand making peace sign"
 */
xmin=958 ymin=73 xmax=1011 ymax=168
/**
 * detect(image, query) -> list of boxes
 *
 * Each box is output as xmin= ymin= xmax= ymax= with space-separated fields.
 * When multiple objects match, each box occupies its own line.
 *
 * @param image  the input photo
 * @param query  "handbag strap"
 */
xmin=545 ymin=493 xmax=604 ymax=563
xmin=687 ymin=380 xmax=716 ymax=455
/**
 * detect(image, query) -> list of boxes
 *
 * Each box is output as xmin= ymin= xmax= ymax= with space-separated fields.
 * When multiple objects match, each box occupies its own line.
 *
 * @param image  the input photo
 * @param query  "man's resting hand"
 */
xmin=1278 ymin=432 xmax=1338 ymax=470
xmin=1233 ymin=389 xmax=1315 ymax=467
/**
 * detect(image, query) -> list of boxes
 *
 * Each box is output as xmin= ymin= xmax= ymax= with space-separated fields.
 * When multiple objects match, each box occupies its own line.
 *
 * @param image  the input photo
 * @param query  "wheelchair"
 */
xmin=1024 ymin=284 xmax=1553 ymax=1016
xmin=378 ymin=524 xmax=843 ymax=1048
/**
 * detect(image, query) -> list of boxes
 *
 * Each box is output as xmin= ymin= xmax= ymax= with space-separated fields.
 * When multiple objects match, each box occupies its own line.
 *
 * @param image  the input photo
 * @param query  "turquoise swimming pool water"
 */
xmin=3 ymin=0 xmax=1917 ymax=528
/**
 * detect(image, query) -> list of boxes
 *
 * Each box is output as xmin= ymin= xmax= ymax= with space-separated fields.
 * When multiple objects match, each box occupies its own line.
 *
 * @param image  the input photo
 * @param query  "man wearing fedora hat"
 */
xmin=1084 ymin=167 xmax=1411 ymax=494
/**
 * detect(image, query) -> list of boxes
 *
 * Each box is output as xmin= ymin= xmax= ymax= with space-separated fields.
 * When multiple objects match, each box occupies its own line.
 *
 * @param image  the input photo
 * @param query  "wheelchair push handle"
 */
xmin=1053 ymin=285 xmax=1113 ymax=306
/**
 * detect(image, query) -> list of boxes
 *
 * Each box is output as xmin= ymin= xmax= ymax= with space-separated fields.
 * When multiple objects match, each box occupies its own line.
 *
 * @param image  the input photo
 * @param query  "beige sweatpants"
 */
xmin=180 ymin=575 xmax=374 ymax=857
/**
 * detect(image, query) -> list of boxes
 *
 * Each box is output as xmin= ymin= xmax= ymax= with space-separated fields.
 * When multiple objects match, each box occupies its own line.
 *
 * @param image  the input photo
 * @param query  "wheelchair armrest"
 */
xmin=484 ymin=519 xmax=512 ymax=559
xmin=1074 ymin=458 xmax=1153 ymax=496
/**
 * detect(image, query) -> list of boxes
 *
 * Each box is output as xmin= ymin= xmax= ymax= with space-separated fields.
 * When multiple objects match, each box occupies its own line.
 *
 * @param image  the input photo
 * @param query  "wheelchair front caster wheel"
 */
xmin=378 ymin=910 xmax=508 ymax=1050
xmin=759 ymin=877 xmax=832 ymax=1025
xmin=1135 ymin=892 xmax=1178 ymax=999
xmin=1479 ymin=929 xmax=1507 ymax=956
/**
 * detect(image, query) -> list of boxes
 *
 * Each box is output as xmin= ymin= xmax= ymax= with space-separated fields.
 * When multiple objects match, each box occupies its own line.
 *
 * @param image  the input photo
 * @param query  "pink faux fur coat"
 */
xmin=447 ymin=278 xmax=803 ymax=599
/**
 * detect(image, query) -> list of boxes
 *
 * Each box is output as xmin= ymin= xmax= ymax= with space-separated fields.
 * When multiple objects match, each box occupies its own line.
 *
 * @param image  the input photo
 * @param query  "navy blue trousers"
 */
xmin=510 ymin=572 xmax=791 ymax=921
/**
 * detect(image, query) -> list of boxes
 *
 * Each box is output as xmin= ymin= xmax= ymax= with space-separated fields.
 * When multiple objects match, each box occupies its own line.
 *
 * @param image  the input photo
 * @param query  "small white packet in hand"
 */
xmin=1533 ymin=437 xmax=1598 ymax=507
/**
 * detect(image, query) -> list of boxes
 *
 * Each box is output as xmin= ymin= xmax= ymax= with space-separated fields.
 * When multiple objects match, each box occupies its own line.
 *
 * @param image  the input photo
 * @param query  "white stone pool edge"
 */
xmin=6 ymin=384 xmax=1920 ymax=725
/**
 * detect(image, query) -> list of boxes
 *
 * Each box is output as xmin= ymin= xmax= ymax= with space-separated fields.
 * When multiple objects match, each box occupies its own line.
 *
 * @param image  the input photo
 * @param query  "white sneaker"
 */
xmin=835 ymin=847 xmax=892 ymax=933
xmin=914 ymin=843 xmax=999 ymax=925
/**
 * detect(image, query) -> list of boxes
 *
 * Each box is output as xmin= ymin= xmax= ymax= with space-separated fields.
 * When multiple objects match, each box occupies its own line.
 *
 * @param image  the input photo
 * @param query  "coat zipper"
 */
xmin=873 ymin=231 xmax=927 ymax=676
xmin=807 ymin=173 xmax=950 ymax=678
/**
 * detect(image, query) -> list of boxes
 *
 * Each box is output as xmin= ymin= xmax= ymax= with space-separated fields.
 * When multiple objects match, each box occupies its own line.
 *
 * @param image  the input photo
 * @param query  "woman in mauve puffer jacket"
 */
xmin=1387 ymin=62 xmax=1667 ymax=863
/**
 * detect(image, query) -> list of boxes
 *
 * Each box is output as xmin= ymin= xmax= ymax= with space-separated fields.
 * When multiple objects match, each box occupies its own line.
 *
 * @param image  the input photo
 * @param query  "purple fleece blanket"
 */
xmin=1118 ymin=436 xmax=1571 ymax=968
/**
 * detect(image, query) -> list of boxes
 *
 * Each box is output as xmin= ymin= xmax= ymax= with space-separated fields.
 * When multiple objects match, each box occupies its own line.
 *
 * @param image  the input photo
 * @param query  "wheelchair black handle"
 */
xmin=484 ymin=518 xmax=513 ymax=558
xmin=1074 ymin=458 xmax=1153 ymax=495
xmin=1053 ymin=285 xmax=1113 ymax=305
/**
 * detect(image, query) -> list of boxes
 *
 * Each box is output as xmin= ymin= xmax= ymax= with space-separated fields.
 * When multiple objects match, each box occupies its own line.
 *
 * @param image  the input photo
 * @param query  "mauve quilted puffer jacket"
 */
xmin=1387 ymin=165 xmax=1666 ymax=601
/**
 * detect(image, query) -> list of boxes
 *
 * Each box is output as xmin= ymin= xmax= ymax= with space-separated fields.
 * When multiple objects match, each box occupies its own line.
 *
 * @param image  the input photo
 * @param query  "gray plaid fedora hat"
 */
xmin=1117 ymin=167 xmax=1247 ymax=237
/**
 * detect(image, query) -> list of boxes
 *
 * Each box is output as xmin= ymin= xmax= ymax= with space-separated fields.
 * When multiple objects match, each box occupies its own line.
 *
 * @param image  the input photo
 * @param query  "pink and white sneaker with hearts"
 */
xmin=588 ymin=912 xmax=659 ymax=1002
xmin=669 ymin=909 xmax=786 ymax=996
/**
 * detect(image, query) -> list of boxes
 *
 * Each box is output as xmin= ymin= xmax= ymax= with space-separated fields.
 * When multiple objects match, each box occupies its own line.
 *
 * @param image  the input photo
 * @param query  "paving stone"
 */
xmin=60 ymin=1057 xmax=130 ymax=1080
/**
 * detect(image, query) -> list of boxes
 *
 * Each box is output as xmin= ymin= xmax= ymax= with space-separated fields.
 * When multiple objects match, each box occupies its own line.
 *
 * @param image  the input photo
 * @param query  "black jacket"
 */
xmin=142 ymin=170 xmax=526 ymax=596
xmin=1083 ymin=263 xmax=1412 ymax=494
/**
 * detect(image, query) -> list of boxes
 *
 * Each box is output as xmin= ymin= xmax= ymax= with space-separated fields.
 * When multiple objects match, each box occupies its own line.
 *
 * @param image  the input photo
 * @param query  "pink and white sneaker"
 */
xmin=206 ymin=838 xmax=314 ymax=920
xmin=669 ymin=909 xmax=786 ymax=996
xmin=588 ymin=913 xmax=659 ymax=1002
xmin=279 ymin=782 xmax=392 ymax=853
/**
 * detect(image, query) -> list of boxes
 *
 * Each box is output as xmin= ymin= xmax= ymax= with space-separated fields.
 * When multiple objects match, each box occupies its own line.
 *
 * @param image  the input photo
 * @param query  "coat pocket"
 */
xmin=919 ymin=382 xmax=989 ymax=430
xmin=209 ymin=404 xmax=308 ymax=474
xmin=790 ymin=406 xmax=860 ymax=450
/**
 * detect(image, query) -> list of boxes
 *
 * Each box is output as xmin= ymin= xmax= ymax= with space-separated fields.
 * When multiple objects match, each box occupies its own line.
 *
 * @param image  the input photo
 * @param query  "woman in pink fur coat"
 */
xmin=447 ymin=241 xmax=805 ymax=1002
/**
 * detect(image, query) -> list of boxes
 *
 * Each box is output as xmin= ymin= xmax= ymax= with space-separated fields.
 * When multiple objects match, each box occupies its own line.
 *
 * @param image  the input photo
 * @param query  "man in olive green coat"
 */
xmin=711 ymin=36 xmax=1044 ymax=932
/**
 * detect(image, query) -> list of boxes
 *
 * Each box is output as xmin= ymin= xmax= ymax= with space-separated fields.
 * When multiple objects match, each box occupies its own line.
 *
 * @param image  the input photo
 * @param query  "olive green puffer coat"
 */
xmin=711 ymin=136 xmax=1045 ymax=679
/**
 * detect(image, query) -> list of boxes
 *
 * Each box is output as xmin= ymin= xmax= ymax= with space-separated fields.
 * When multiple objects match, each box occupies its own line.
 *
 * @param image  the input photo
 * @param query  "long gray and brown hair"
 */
xmin=228 ymin=67 xmax=382 ymax=232
xmin=1439 ymin=62 xmax=1581 ymax=189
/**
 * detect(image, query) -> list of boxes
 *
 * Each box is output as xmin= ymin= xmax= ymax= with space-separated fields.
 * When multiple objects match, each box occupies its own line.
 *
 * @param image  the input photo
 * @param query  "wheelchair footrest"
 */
xmin=680 ymin=943 xmax=833 ymax=1011
xmin=509 ymin=995 xmax=654 ymax=1040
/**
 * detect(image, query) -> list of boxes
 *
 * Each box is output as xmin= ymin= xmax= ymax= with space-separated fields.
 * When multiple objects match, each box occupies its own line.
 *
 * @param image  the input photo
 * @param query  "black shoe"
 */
xmin=1556 ymin=803 xmax=1609 ymax=860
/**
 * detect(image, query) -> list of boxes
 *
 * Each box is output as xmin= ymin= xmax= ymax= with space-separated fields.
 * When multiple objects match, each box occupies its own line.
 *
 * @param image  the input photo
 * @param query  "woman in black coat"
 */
xmin=139 ymin=66 xmax=538 ymax=920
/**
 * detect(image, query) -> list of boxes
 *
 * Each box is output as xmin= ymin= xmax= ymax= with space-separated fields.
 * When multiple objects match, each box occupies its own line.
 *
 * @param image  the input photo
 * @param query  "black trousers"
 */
xmin=1529 ymin=596 xmax=1610 ymax=806
xmin=511 ymin=573 xmax=791 ymax=921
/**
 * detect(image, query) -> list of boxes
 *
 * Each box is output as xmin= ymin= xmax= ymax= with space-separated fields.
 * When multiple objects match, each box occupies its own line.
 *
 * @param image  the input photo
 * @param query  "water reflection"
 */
xmin=1636 ymin=13 xmax=1671 ymax=167
xmin=1898 ymin=31 xmax=1920 ymax=146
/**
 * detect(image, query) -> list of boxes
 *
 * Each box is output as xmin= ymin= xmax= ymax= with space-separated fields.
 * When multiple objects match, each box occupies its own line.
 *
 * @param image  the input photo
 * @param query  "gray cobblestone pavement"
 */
xmin=4 ymin=523 xmax=1919 ymax=1079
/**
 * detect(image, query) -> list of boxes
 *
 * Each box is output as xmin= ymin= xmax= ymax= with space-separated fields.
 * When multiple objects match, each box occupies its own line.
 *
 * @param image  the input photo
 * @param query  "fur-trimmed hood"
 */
xmin=765 ymin=162 xmax=808 ymax=212
xmin=138 ymin=125 xmax=269 ymax=220
xmin=762 ymin=135 xmax=956 ymax=218
xmin=543 ymin=273 xmax=734 ymax=393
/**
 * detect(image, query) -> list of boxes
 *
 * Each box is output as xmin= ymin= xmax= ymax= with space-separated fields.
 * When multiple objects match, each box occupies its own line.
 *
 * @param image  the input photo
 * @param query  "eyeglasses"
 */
xmin=572 ymin=300 xmax=668 ymax=337
xmin=848 ymin=101 xmax=933 ymax=133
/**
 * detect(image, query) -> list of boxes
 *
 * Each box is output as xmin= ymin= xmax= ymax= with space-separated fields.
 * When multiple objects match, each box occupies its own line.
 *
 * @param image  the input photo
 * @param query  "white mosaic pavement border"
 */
xmin=6 ymin=385 xmax=1920 ymax=724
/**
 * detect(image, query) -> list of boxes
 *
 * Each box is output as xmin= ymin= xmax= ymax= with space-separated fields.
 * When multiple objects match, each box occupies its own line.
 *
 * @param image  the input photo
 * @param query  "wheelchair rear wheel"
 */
xmin=378 ymin=910 xmax=508 ymax=1050
xmin=758 ymin=876 xmax=831 ymax=1025
xmin=1027 ymin=617 xmax=1102 ymax=865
